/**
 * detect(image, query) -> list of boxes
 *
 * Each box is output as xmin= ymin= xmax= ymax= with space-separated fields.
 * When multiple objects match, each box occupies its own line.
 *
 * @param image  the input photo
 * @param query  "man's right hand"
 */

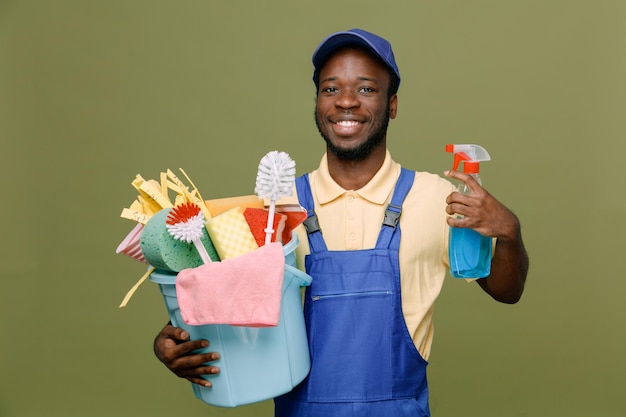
xmin=153 ymin=323 xmax=221 ymax=387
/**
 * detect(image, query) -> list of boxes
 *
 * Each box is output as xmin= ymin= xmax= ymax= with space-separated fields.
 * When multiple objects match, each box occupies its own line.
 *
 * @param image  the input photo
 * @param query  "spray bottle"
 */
xmin=445 ymin=144 xmax=492 ymax=278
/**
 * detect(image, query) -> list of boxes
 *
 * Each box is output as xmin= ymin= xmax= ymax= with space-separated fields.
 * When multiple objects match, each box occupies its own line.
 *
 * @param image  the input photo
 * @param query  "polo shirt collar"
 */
xmin=315 ymin=149 xmax=398 ymax=205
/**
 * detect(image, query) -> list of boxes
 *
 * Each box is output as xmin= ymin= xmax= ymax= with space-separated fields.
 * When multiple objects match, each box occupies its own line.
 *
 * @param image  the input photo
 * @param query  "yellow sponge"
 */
xmin=205 ymin=206 xmax=259 ymax=259
xmin=205 ymin=194 xmax=264 ymax=217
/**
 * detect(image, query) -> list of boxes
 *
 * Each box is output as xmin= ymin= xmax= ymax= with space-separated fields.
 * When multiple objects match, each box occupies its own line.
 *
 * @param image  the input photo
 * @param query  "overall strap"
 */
xmin=375 ymin=167 xmax=416 ymax=249
xmin=295 ymin=174 xmax=327 ymax=252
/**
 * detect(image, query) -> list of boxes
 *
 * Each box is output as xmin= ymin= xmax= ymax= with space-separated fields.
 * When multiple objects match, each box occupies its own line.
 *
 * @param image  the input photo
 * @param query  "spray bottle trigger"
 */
xmin=452 ymin=152 xmax=470 ymax=171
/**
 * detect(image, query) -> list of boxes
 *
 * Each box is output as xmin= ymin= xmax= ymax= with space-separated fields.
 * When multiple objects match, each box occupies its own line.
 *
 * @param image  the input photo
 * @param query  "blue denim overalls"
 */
xmin=274 ymin=168 xmax=430 ymax=417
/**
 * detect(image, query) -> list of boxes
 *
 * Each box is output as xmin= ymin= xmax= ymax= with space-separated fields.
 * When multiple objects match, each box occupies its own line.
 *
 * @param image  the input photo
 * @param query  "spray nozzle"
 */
xmin=445 ymin=144 xmax=491 ymax=173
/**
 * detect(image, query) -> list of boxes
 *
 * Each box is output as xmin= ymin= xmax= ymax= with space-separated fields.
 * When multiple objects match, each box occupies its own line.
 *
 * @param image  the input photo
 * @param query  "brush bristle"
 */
xmin=254 ymin=151 xmax=296 ymax=201
xmin=166 ymin=202 xmax=201 ymax=225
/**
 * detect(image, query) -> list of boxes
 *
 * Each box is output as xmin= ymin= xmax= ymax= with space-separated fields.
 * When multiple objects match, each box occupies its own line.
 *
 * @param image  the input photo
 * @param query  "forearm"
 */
xmin=478 ymin=230 xmax=529 ymax=304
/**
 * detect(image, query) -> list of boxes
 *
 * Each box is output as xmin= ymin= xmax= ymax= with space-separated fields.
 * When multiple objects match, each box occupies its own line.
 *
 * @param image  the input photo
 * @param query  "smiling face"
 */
xmin=315 ymin=47 xmax=398 ymax=161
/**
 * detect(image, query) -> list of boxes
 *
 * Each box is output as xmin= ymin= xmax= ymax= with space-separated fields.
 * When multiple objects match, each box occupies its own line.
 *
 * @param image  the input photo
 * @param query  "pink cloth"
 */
xmin=176 ymin=242 xmax=285 ymax=327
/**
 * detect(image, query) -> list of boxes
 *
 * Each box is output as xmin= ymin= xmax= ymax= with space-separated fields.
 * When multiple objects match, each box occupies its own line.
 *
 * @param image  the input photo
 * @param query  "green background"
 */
xmin=1 ymin=1 xmax=624 ymax=416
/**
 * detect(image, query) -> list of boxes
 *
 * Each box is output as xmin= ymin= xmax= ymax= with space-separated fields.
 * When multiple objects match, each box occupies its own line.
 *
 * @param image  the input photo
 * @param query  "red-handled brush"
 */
xmin=166 ymin=202 xmax=212 ymax=264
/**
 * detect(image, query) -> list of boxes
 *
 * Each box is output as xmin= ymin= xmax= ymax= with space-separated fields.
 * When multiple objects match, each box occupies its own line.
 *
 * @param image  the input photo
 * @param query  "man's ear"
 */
xmin=389 ymin=94 xmax=398 ymax=119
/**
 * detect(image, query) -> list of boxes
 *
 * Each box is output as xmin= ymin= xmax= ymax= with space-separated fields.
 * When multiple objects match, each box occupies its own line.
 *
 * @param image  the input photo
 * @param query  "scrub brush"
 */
xmin=166 ymin=202 xmax=212 ymax=264
xmin=254 ymin=151 xmax=296 ymax=245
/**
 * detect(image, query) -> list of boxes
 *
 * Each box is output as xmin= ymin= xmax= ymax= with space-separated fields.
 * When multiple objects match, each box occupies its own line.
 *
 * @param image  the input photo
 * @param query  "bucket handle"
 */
xmin=284 ymin=264 xmax=312 ymax=287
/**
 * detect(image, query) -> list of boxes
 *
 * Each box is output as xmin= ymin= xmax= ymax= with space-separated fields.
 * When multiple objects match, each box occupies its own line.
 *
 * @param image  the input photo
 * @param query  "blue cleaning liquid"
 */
xmin=449 ymin=226 xmax=492 ymax=278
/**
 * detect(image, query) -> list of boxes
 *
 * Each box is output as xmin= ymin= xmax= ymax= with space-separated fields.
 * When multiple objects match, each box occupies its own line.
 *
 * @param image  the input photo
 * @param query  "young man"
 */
xmin=153 ymin=28 xmax=528 ymax=417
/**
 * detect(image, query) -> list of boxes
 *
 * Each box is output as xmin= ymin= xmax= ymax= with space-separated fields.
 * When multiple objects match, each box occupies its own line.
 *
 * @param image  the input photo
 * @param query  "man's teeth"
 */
xmin=336 ymin=121 xmax=359 ymax=127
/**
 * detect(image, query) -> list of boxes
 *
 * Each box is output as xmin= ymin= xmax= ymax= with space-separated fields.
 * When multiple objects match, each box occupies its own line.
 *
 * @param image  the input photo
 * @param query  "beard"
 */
xmin=315 ymin=104 xmax=390 ymax=162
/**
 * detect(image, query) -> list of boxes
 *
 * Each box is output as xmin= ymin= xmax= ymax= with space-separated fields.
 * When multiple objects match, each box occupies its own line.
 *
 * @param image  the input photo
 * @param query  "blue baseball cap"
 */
xmin=312 ymin=28 xmax=400 ymax=88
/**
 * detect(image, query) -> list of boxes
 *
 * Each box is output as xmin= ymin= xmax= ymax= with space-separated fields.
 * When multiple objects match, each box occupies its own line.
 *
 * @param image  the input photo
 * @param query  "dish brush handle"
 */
xmin=264 ymin=201 xmax=276 ymax=245
xmin=192 ymin=237 xmax=212 ymax=263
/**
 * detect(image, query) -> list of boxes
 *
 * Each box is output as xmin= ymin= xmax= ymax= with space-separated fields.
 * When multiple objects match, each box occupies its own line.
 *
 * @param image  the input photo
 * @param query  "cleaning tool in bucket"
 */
xmin=115 ymin=223 xmax=147 ymax=264
xmin=166 ymin=202 xmax=212 ymax=264
xmin=254 ymin=151 xmax=296 ymax=245
xmin=204 ymin=206 xmax=259 ymax=259
xmin=243 ymin=207 xmax=287 ymax=246
xmin=141 ymin=208 xmax=220 ymax=272
xmin=175 ymin=241 xmax=285 ymax=327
